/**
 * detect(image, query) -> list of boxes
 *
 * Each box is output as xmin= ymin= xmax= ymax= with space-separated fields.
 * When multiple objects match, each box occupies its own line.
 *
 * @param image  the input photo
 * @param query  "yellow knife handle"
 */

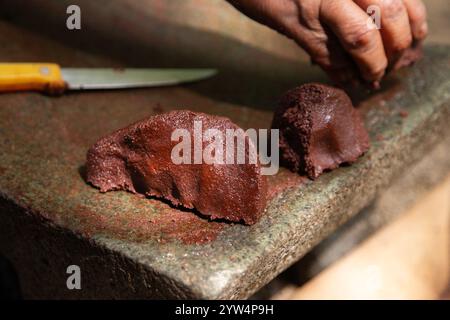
xmin=0 ymin=63 xmax=67 ymax=94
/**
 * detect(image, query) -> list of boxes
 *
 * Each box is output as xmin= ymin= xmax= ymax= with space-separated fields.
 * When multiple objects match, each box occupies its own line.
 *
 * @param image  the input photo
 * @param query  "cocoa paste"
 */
xmin=392 ymin=41 xmax=423 ymax=71
xmin=86 ymin=110 xmax=267 ymax=225
xmin=272 ymin=83 xmax=369 ymax=179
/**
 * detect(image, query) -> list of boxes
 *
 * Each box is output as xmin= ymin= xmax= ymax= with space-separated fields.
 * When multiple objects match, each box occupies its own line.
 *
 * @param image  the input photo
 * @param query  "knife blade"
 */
xmin=61 ymin=68 xmax=217 ymax=90
xmin=0 ymin=63 xmax=217 ymax=94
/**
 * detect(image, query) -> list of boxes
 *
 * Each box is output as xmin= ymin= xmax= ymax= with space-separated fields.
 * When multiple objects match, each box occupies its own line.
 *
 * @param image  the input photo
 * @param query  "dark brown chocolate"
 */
xmin=392 ymin=41 xmax=423 ymax=71
xmin=272 ymin=83 xmax=369 ymax=179
xmin=86 ymin=110 xmax=267 ymax=225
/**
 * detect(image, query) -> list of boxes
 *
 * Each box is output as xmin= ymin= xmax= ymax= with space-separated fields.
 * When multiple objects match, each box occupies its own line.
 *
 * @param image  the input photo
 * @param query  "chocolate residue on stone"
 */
xmin=399 ymin=110 xmax=409 ymax=118
xmin=266 ymin=168 xmax=307 ymax=200
xmin=86 ymin=110 xmax=267 ymax=225
xmin=272 ymin=83 xmax=370 ymax=179
xmin=152 ymin=103 xmax=164 ymax=114
xmin=77 ymin=168 xmax=305 ymax=245
xmin=76 ymin=201 xmax=226 ymax=245
xmin=392 ymin=42 xmax=423 ymax=72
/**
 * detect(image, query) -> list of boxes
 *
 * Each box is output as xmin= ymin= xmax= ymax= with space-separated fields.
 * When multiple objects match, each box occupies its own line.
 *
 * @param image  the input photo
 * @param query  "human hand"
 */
xmin=227 ymin=0 xmax=427 ymax=87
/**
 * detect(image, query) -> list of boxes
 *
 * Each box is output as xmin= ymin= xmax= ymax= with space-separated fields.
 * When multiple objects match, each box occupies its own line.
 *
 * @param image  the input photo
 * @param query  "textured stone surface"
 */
xmin=0 ymin=3 xmax=449 ymax=299
xmin=0 ymin=43 xmax=449 ymax=299
xmin=252 ymin=136 xmax=450 ymax=299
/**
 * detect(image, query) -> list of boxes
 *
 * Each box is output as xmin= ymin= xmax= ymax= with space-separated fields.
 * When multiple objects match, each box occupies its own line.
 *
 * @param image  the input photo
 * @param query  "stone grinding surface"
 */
xmin=0 ymin=18 xmax=449 ymax=298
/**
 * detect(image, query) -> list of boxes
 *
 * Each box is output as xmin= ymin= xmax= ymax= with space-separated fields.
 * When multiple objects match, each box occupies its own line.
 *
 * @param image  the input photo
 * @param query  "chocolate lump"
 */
xmin=272 ymin=83 xmax=369 ymax=179
xmin=86 ymin=110 xmax=267 ymax=225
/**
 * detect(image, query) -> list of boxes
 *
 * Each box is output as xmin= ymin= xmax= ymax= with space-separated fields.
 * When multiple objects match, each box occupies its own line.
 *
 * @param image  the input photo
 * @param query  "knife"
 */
xmin=0 ymin=63 xmax=217 ymax=94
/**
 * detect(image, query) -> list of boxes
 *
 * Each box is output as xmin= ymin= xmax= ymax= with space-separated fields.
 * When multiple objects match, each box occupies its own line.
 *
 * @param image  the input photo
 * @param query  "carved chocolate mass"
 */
xmin=272 ymin=83 xmax=370 ymax=179
xmin=86 ymin=110 xmax=267 ymax=225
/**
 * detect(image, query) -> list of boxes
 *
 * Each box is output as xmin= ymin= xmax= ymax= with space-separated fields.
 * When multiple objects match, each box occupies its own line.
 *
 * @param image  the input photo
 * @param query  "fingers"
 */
xmin=228 ymin=0 xmax=360 ymax=85
xmin=282 ymin=1 xmax=358 ymax=84
xmin=320 ymin=0 xmax=388 ymax=83
xmin=402 ymin=0 xmax=428 ymax=41
xmin=319 ymin=34 xmax=360 ymax=85
xmin=228 ymin=0 xmax=427 ymax=86
xmin=354 ymin=0 xmax=412 ymax=64
xmin=298 ymin=30 xmax=359 ymax=85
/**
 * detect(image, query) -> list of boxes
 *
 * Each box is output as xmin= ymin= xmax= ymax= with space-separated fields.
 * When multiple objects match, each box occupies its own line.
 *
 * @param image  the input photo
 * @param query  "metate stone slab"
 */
xmin=1 ymin=44 xmax=450 ymax=298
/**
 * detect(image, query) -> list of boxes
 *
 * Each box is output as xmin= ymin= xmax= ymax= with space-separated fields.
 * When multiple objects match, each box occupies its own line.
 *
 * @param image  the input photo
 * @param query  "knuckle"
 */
xmin=342 ymin=26 xmax=379 ymax=52
xmin=295 ymin=0 xmax=321 ymax=28
xmin=309 ymin=29 xmax=328 ymax=43
xmin=392 ymin=36 xmax=413 ymax=53
xmin=407 ymin=0 xmax=427 ymax=21
xmin=415 ymin=22 xmax=428 ymax=39
xmin=381 ymin=0 xmax=406 ymax=20
xmin=409 ymin=2 xmax=428 ymax=39
xmin=413 ymin=5 xmax=427 ymax=23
